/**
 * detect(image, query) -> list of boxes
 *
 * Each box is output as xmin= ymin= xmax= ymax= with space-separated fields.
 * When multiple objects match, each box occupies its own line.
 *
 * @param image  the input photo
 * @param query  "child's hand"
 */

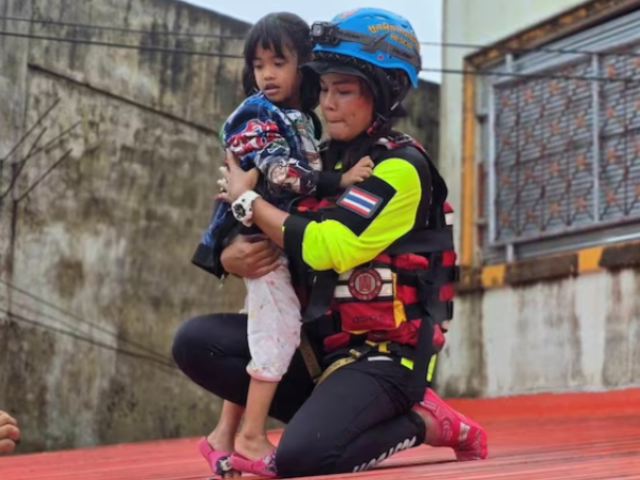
xmin=340 ymin=156 xmax=374 ymax=188
xmin=217 ymin=149 xmax=260 ymax=203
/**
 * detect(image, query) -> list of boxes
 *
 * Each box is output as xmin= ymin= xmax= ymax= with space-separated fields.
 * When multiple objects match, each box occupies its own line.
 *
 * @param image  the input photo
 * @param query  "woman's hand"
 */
xmin=221 ymin=235 xmax=281 ymax=279
xmin=218 ymin=149 xmax=260 ymax=203
xmin=0 ymin=411 xmax=20 ymax=454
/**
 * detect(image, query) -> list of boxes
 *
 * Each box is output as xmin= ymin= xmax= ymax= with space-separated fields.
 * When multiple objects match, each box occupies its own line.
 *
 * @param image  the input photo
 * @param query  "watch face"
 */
xmin=233 ymin=203 xmax=246 ymax=218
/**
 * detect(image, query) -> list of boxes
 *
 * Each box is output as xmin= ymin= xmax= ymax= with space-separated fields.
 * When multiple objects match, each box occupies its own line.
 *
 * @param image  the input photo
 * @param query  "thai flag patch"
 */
xmin=337 ymin=186 xmax=383 ymax=218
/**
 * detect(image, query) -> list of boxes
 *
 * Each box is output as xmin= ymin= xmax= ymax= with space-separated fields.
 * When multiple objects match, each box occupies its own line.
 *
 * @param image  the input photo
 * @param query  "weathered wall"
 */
xmin=0 ymin=0 xmax=31 ymax=331
xmin=437 ymin=0 xmax=640 ymax=397
xmin=398 ymin=80 xmax=440 ymax=163
xmin=439 ymin=269 xmax=640 ymax=398
xmin=0 ymin=0 xmax=440 ymax=453
xmin=0 ymin=0 xmax=33 ymax=444
xmin=481 ymin=271 xmax=640 ymax=396
xmin=0 ymin=0 xmax=251 ymax=453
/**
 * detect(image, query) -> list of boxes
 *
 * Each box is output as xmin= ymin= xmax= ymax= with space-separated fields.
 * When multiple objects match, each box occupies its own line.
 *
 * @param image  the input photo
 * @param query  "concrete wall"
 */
xmin=437 ymin=0 xmax=640 ymax=397
xmin=398 ymin=80 xmax=440 ymax=163
xmin=0 ymin=0 xmax=251 ymax=453
xmin=0 ymin=0 xmax=440 ymax=452
xmin=439 ymin=269 xmax=640 ymax=398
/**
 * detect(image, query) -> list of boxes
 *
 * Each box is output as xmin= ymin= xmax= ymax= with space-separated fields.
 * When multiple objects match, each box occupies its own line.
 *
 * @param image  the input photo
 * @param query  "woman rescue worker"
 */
xmin=172 ymin=7 xmax=488 ymax=478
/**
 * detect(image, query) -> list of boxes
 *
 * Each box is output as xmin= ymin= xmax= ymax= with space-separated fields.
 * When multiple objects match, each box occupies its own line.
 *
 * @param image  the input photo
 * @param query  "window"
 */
xmin=478 ymin=9 xmax=640 ymax=264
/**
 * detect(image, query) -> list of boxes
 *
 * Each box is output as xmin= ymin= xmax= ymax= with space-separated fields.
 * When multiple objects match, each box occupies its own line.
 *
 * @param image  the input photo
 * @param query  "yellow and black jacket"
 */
xmin=284 ymin=133 xmax=458 ymax=398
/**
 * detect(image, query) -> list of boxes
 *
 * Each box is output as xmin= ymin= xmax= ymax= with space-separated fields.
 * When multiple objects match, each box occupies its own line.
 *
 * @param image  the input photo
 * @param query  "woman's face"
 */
xmin=319 ymin=73 xmax=375 ymax=142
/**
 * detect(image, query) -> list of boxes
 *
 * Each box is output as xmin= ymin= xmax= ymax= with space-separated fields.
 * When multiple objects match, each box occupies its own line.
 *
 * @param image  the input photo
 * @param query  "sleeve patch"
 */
xmin=337 ymin=185 xmax=383 ymax=218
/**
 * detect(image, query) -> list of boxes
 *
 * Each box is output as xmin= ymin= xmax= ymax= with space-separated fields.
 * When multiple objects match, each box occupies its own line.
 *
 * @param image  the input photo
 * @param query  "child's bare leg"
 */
xmin=202 ymin=401 xmax=244 ymax=478
xmin=207 ymin=400 xmax=244 ymax=452
xmin=235 ymin=379 xmax=279 ymax=460
xmin=235 ymin=259 xmax=301 ymax=461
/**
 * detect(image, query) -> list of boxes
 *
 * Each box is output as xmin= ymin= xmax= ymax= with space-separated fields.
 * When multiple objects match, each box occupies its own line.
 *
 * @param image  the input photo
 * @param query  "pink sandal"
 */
xmin=197 ymin=437 xmax=235 ymax=478
xmin=228 ymin=450 xmax=277 ymax=478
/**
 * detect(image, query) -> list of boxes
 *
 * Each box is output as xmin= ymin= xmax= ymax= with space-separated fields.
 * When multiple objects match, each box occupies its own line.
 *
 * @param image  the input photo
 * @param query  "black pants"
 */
xmin=172 ymin=313 xmax=427 ymax=478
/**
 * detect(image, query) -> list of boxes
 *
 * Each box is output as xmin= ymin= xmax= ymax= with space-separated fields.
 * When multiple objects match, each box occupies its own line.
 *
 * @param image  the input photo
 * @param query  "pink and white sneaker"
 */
xmin=414 ymin=388 xmax=488 ymax=461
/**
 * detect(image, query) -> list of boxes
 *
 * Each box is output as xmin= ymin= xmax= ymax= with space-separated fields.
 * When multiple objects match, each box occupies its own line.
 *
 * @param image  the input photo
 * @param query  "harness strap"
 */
xmin=302 ymin=270 xmax=339 ymax=323
xmin=396 ymin=266 xmax=459 ymax=288
xmin=316 ymin=356 xmax=357 ymax=385
xmin=298 ymin=329 xmax=323 ymax=382
xmin=409 ymin=312 xmax=436 ymax=402
xmin=315 ymin=341 xmax=440 ymax=386
xmin=316 ymin=342 xmax=388 ymax=385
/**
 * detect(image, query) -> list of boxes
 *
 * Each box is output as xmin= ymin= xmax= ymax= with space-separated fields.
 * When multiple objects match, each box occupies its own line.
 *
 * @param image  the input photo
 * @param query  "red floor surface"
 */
xmin=3 ymin=388 xmax=640 ymax=480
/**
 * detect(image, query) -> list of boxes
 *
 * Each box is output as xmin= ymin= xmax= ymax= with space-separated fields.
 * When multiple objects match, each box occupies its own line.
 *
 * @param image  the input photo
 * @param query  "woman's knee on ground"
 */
xmin=275 ymin=437 xmax=321 ymax=478
xmin=275 ymin=427 xmax=338 ymax=478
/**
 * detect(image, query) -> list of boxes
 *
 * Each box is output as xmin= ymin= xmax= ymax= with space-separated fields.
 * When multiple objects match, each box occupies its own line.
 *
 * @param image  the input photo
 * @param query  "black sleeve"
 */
xmin=283 ymin=215 xmax=314 ymax=274
xmin=315 ymin=171 xmax=343 ymax=199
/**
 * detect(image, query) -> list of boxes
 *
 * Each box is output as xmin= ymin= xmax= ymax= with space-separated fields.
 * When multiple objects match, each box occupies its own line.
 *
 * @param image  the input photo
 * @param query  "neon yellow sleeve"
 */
xmin=282 ymin=158 xmax=423 ymax=274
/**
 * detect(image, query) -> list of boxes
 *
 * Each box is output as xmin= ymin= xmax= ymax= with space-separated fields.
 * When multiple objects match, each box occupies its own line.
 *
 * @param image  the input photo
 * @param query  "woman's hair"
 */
xmin=316 ymin=53 xmax=411 ymax=171
xmin=241 ymin=12 xmax=319 ymax=113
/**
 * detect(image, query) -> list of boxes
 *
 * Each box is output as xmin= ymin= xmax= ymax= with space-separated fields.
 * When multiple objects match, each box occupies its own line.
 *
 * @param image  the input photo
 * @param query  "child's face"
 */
xmin=252 ymin=43 xmax=302 ymax=108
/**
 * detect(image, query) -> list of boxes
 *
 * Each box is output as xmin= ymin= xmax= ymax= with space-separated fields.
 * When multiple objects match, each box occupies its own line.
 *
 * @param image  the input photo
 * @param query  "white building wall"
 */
xmin=437 ymin=0 xmax=640 ymax=397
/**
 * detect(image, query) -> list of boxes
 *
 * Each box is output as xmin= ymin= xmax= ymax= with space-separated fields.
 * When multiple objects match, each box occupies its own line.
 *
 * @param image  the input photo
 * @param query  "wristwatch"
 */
xmin=232 ymin=190 xmax=261 ymax=226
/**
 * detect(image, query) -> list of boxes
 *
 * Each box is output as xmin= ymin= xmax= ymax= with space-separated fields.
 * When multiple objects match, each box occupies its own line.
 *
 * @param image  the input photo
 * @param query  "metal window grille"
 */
xmin=479 ymin=9 xmax=640 ymax=263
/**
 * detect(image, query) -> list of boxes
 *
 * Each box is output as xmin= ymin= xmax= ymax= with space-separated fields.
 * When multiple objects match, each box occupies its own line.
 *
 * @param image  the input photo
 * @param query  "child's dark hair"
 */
xmin=241 ymin=12 xmax=319 ymax=114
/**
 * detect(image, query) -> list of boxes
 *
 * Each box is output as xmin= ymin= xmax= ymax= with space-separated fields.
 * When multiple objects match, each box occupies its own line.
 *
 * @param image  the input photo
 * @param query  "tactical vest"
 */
xmin=290 ymin=136 xmax=459 ymax=393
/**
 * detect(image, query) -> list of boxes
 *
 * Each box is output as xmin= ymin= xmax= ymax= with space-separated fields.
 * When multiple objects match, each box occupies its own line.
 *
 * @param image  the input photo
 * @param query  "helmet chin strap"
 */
xmin=366 ymin=100 xmax=400 ymax=136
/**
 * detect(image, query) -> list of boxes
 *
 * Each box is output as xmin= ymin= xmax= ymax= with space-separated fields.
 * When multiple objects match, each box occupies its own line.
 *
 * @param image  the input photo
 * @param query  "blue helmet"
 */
xmin=309 ymin=8 xmax=421 ymax=88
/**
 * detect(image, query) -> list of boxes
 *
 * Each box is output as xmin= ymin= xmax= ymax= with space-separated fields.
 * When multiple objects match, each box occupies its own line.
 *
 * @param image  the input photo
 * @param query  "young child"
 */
xmin=191 ymin=12 xmax=373 ymax=478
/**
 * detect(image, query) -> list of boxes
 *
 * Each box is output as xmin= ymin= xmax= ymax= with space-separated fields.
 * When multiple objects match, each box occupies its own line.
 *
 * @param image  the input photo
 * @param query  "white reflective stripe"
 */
xmin=338 ymin=268 xmax=393 ymax=282
xmin=334 ymin=283 xmax=393 ymax=299
xmin=445 ymin=212 xmax=454 ymax=226
xmin=367 ymin=356 xmax=394 ymax=362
